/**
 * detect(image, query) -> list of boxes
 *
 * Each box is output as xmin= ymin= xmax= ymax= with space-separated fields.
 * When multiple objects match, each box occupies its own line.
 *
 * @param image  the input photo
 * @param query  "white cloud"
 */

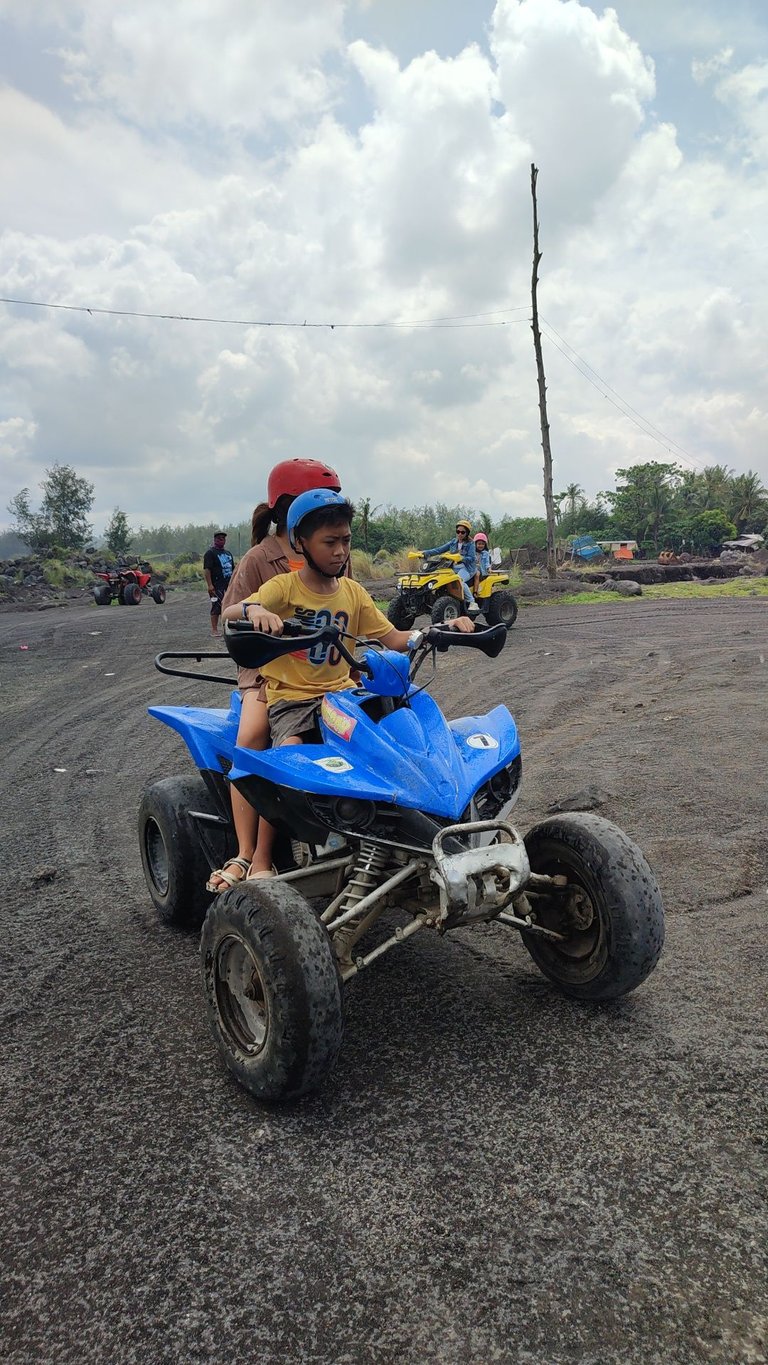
xmin=0 ymin=87 xmax=211 ymax=236
xmin=0 ymin=416 xmax=37 ymax=461
xmin=436 ymin=473 xmax=545 ymax=516
xmin=1 ymin=0 xmax=767 ymax=533
xmin=709 ymin=59 xmax=768 ymax=163
xmin=692 ymin=47 xmax=734 ymax=84
xmin=47 ymin=0 xmax=345 ymax=131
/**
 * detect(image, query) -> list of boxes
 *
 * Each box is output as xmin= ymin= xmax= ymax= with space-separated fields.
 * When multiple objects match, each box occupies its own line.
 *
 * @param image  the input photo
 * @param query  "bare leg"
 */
xmin=207 ymin=692 xmax=269 ymax=890
xmin=250 ymin=734 xmax=303 ymax=874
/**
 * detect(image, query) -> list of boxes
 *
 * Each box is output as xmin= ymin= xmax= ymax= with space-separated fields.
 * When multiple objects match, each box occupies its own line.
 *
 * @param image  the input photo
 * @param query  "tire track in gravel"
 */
xmin=1 ymin=592 xmax=767 ymax=1365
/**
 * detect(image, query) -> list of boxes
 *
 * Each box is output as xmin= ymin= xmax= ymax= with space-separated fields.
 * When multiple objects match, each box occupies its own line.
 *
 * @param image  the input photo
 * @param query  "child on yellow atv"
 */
xmin=472 ymin=531 xmax=491 ymax=594
xmin=422 ymin=519 xmax=477 ymax=610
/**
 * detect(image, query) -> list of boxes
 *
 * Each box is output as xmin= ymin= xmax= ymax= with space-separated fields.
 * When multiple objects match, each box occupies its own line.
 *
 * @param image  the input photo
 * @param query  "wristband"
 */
xmin=242 ymin=602 xmax=251 ymax=620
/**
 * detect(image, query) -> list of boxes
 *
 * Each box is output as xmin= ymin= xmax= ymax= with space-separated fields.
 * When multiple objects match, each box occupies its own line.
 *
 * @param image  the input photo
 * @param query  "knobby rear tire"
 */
xmin=486 ymin=590 xmax=518 ymax=628
xmin=139 ymin=775 xmax=228 ymax=929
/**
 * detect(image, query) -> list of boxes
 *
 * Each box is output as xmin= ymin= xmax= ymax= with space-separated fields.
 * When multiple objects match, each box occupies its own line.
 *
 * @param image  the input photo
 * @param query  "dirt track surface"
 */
xmin=1 ymin=593 xmax=766 ymax=1365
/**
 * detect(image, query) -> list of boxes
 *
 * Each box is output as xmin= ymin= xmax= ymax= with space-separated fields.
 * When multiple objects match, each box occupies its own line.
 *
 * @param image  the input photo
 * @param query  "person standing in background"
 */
xmin=203 ymin=531 xmax=235 ymax=637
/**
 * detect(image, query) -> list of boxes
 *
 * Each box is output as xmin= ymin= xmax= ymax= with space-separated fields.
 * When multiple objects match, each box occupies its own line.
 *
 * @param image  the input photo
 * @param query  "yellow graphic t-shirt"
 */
xmin=244 ymin=571 xmax=393 ymax=706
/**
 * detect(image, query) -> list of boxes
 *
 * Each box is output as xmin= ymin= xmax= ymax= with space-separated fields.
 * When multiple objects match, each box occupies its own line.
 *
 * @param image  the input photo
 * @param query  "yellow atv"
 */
xmin=387 ymin=551 xmax=518 ymax=629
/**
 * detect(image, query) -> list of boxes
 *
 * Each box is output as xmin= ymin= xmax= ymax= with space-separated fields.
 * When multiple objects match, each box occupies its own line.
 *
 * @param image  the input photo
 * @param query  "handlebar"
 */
xmin=223 ymin=617 xmax=365 ymax=673
xmin=225 ymin=617 xmax=507 ymax=664
xmin=153 ymin=618 xmax=507 ymax=685
xmin=424 ymin=624 xmax=507 ymax=659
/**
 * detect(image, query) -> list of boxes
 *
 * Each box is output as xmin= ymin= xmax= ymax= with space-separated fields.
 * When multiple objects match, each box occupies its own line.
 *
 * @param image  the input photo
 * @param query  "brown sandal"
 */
xmin=205 ymin=857 xmax=252 ymax=893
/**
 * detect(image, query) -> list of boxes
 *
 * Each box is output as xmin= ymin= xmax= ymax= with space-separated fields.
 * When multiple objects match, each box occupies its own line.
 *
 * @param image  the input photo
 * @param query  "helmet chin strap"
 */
xmin=300 ymin=545 xmax=350 ymax=580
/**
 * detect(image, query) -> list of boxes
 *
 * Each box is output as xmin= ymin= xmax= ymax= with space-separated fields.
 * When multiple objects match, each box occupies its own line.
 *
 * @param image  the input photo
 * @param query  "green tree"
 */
xmin=554 ymin=482 xmax=587 ymax=536
xmin=688 ymin=509 xmax=737 ymax=555
xmin=353 ymin=497 xmax=382 ymax=553
xmin=676 ymin=471 xmax=705 ymax=516
xmin=105 ymin=508 xmax=133 ymax=558
xmin=701 ymin=464 xmax=733 ymax=511
xmin=8 ymin=463 xmax=94 ymax=552
xmin=726 ymin=470 xmax=768 ymax=533
xmin=495 ymin=516 xmax=548 ymax=550
xmin=604 ymin=462 xmax=681 ymax=549
xmin=6 ymin=489 xmax=47 ymax=552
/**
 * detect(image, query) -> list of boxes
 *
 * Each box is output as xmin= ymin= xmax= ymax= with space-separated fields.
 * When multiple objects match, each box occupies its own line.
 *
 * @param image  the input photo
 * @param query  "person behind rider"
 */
xmin=472 ymin=531 xmax=491 ymax=594
xmin=422 ymin=519 xmax=477 ymax=609
xmin=206 ymin=458 xmax=343 ymax=891
xmin=222 ymin=490 xmax=475 ymax=875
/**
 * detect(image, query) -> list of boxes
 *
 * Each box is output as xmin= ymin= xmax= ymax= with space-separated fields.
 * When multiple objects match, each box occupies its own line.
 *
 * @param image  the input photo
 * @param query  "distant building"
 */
xmin=721 ymin=535 xmax=764 ymax=552
xmin=597 ymin=539 xmax=638 ymax=560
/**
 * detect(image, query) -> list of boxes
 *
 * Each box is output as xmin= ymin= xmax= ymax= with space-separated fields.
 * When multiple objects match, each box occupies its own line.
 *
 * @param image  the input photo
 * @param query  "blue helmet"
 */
xmin=287 ymin=488 xmax=349 ymax=551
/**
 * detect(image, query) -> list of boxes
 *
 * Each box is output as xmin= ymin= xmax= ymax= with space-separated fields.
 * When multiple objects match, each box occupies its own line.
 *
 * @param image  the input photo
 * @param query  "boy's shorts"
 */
xmin=268 ymin=697 xmax=323 ymax=747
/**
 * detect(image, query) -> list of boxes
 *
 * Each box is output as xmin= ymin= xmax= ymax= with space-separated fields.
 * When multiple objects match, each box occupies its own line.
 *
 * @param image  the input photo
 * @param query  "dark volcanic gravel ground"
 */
xmin=1 ymin=593 xmax=766 ymax=1364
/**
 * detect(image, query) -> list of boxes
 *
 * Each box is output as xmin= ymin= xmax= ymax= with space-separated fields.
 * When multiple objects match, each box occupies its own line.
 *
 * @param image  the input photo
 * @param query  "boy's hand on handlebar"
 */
xmin=448 ymin=615 xmax=475 ymax=633
xmin=244 ymin=604 xmax=284 ymax=634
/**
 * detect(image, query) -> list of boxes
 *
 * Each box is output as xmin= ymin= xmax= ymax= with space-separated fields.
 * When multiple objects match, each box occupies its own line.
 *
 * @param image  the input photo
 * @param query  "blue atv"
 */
xmin=139 ymin=620 xmax=664 ymax=1102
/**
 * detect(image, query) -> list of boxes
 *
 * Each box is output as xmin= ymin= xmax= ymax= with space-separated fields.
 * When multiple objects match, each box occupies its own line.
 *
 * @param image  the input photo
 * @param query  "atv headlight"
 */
xmin=426 ymin=579 xmax=438 ymax=590
xmin=474 ymin=756 xmax=522 ymax=819
xmin=309 ymin=795 xmax=378 ymax=832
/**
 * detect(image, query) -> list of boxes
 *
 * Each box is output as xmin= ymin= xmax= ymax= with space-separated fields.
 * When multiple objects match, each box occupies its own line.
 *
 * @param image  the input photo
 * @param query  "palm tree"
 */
xmin=554 ymin=482 xmax=585 ymax=533
xmin=727 ymin=471 xmax=768 ymax=533
xmin=701 ymin=464 xmax=733 ymax=511
xmin=356 ymin=497 xmax=381 ymax=552
xmin=677 ymin=471 xmax=705 ymax=515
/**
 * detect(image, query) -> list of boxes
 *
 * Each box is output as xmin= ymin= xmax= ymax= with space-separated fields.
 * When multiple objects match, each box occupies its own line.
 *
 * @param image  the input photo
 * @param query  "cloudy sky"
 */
xmin=1 ymin=0 xmax=767 ymax=533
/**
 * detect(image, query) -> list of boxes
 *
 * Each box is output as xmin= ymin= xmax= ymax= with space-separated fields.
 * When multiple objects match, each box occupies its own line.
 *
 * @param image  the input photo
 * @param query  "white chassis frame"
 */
xmin=269 ymin=818 xmax=567 ymax=982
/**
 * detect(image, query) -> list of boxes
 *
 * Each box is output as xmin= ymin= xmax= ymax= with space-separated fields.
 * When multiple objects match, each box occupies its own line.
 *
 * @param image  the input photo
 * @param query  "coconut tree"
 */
xmin=677 ymin=471 xmax=705 ymax=516
xmin=727 ymin=471 xmax=768 ymax=533
xmin=701 ymin=464 xmax=733 ymax=511
xmin=554 ymin=482 xmax=585 ymax=535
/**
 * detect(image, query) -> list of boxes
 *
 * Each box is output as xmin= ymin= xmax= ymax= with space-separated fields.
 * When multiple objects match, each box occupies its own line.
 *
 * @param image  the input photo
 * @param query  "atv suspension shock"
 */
xmin=324 ymin=842 xmax=422 ymax=968
xmin=337 ymin=841 xmax=391 ymax=917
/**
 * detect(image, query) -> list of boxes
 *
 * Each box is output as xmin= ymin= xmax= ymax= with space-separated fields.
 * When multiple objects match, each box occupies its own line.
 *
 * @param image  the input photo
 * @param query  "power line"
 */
xmin=0 ymin=291 xmax=716 ymax=474
xmin=0 ymin=295 xmax=530 ymax=331
xmin=539 ymin=316 xmax=708 ymax=473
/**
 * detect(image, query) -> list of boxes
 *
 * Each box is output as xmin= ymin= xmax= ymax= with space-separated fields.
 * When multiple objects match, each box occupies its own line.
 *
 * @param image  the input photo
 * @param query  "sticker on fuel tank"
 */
xmin=320 ymin=696 xmax=357 ymax=741
xmin=312 ymin=756 xmax=353 ymax=773
xmin=466 ymin=733 xmax=499 ymax=749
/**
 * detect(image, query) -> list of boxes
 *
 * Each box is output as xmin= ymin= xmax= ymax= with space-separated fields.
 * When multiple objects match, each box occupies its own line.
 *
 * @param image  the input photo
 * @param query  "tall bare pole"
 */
xmin=530 ymin=164 xmax=557 ymax=580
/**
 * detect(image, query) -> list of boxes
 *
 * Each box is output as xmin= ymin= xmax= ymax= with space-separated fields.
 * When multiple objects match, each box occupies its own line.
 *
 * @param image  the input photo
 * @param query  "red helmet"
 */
xmin=267 ymin=459 xmax=341 ymax=509
xmin=473 ymin=531 xmax=489 ymax=545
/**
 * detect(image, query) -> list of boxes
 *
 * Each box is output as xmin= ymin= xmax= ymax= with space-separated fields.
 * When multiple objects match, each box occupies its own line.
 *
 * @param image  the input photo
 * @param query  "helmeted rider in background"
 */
xmin=472 ymin=531 xmax=491 ymax=594
xmin=422 ymin=519 xmax=477 ymax=609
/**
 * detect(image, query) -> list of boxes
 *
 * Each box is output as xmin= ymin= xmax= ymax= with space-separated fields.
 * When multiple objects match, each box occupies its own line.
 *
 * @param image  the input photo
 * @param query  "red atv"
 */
xmin=92 ymin=561 xmax=167 ymax=606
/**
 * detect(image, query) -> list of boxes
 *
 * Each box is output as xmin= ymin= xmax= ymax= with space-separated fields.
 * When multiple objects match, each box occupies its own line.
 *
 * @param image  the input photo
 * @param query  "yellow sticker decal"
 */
xmin=321 ymin=696 xmax=357 ymax=741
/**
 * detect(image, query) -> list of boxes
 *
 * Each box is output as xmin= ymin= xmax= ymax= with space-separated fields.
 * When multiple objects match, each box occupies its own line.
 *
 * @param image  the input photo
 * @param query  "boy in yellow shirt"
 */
xmin=222 ymin=489 xmax=473 ymax=874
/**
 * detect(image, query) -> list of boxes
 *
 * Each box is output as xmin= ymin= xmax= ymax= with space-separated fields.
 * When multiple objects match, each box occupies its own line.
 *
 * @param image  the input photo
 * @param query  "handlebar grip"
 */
xmin=427 ymin=625 xmax=507 ymax=659
xmin=225 ymin=616 xmax=309 ymax=637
